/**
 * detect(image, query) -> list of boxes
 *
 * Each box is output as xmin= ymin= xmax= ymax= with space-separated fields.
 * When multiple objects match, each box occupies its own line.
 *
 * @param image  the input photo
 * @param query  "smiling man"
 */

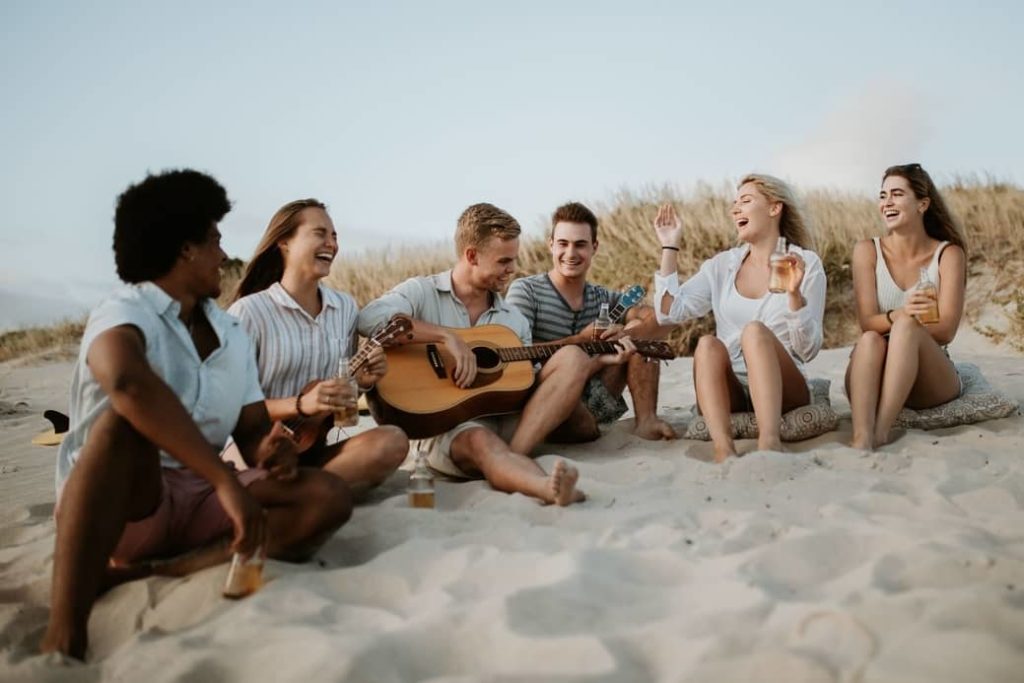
xmin=506 ymin=202 xmax=676 ymax=441
xmin=358 ymin=203 xmax=634 ymax=505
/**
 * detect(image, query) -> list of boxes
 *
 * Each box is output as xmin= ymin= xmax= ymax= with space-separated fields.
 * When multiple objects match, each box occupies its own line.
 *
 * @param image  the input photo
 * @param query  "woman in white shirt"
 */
xmin=845 ymin=164 xmax=967 ymax=450
xmin=230 ymin=199 xmax=408 ymax=494
xmin=653 ymin=174 xmax=827 ymax=462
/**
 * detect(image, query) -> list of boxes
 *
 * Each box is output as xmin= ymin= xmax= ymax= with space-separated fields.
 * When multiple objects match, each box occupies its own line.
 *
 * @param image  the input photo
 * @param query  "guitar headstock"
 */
xmin=634 ymin=340 xmax=675 ymax=360
xmin=618 ymin=285 xmax=646 ymax=309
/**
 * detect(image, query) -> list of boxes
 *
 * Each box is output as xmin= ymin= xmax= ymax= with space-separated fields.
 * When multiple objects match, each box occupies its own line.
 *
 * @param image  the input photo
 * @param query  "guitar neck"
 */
xmin=348 ymin=339 xmax=378 ymax=374
xmin=607 ymin=301 xmax=628 ymax=324
xmin=497 ymin=340 xmax=636 ymax=362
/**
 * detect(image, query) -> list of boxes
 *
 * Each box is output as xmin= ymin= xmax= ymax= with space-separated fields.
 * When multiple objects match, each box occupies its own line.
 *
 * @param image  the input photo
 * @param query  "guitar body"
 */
xmin=368 ymin=324 xmax=536 ymax=439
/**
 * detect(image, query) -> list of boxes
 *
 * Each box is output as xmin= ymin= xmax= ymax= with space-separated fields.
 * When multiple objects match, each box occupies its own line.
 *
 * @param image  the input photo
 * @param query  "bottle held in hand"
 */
xmin=222 ymin=548 xmax=264 ymax=599
xmin=334 ymin=358 xmax=359 ymax=427
xmin=593 ymin=302 xmax=612 ymax=340
xmin=408 ymin=451 xmax=435 ymax=509
xmin=768 ymin=237 xmax=793 ymax=294
xmin=913 ymin=267 xmax=940 ymax=324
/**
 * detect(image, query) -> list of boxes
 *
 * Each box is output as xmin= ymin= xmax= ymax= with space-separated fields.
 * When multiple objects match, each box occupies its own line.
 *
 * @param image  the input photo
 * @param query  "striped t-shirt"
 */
xmin=228 ymin=282 xmax=359 ymax=400
xmin=505 ymin=273 xmax=621 ymax=343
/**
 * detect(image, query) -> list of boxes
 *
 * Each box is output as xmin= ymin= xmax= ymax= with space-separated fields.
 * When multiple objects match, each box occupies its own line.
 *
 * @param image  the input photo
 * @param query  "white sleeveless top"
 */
xmin=873 ymin=237 xmax=949 ymax=312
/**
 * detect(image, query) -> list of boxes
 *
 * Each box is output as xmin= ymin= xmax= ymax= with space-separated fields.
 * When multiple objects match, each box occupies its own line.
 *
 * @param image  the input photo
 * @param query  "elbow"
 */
xmin=106 ymin=372 xmax=150 ymax=415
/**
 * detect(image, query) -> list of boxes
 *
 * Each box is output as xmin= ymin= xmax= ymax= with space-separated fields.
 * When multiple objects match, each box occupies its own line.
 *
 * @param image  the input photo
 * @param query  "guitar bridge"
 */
xmin=426 ymin=344 xmax=447 ymax=379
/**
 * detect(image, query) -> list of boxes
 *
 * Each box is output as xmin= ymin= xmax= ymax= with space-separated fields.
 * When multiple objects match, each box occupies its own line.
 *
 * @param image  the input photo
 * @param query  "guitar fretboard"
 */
xmin=496 ymin=341 xmax=666 ymax=362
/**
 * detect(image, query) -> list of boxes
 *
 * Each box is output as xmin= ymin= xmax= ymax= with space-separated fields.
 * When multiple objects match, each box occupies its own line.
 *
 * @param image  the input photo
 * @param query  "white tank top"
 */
xmin=873 ymin=237 xmax=949 ymax=312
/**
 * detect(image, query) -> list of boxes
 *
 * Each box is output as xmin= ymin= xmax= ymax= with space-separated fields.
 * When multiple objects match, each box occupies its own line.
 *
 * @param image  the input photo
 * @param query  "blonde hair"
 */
xmin=738 ymin=173 xmax=813 ymax=249
xmin=454 ymin=203 xmax=521 ymax=256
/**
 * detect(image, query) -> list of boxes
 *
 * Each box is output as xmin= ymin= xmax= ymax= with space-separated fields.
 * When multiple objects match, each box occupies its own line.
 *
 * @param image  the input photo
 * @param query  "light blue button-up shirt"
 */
xmin=56 ymin=282 xmax=264 ymax=490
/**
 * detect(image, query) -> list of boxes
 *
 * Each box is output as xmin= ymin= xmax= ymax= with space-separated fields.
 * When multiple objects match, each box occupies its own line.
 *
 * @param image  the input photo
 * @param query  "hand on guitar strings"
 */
xmin=595 ymin=335 xmax=637 ymax=367
xmin=255 ymin=420 xmax=300 ymax=482
xmin=581 ymin=321 xmax=626 ymax=342
xmin=355 ymin=344 xmax=388 ymax=390
xmin=443 ymin=330 xmax=478 ymax=389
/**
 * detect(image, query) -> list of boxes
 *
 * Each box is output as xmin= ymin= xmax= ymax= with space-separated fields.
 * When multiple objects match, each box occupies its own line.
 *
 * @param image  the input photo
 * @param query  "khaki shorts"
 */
xmin=411 ymin=414 xmax=521 ymax=479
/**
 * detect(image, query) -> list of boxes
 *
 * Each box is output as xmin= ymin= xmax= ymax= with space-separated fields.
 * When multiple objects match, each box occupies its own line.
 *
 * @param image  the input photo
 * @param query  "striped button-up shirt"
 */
xmin=228 ymin=282 xmax=359 ymax=400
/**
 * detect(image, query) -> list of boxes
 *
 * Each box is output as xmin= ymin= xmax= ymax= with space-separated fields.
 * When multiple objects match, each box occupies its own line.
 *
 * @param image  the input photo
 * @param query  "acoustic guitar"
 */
xmin=287 ymin=315 xmax=413 ymax=453
xmin=367 ymin=323 xmax=674 ymax=438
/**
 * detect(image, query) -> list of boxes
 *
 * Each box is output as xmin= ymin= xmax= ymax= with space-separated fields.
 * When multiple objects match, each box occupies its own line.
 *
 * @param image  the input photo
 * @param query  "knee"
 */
xmin=380 ymin=425 xmax=410 ymax=466
xmin=740 ymin=321 xmax=772 ymax=348
xmin=889 ymin=314 xmax=919 ymax=339
xmin=694 ymin=335 xmax=727 ymax=362
xmin=88 ymin=408 xmax=155 ymax=458
xmin=549 ymin=346 xmax=591 ymax=379
xmin=857 ymin=330 xmax=887 ymax=355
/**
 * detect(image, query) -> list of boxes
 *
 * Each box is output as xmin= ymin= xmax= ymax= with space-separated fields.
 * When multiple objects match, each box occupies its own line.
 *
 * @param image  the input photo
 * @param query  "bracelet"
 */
xmin=661 ymin=246 xmax=680 ymax=251
xmin=295 ymin=392 xmax=310 ymax=418
xmin=885 ymin=310 xmax=894 ymax=324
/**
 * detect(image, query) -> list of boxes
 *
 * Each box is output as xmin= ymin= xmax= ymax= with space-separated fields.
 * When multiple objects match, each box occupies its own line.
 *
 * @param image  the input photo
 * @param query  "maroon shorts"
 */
xmin=58 ymin=466 xmax=267 ymax=565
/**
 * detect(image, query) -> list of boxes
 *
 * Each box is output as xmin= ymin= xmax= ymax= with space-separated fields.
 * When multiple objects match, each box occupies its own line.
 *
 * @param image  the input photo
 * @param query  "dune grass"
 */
xmin=4 ymin=178 xmax=1024 ymax=362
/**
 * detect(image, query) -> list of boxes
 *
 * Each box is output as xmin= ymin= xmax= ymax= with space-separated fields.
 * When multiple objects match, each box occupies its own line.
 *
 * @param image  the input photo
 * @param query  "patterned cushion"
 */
xmin=684 ymin=378 xmax=838 ymax=442
xmin=895 ymin=362 xmax=1019 ymax=430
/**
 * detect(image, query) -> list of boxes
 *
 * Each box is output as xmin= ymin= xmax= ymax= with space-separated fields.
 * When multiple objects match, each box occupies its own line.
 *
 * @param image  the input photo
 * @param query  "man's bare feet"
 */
xmin=634 ymin=417 xmax=678 ymax=441
xmin=547 ymin=460 xmax=585 ymax=506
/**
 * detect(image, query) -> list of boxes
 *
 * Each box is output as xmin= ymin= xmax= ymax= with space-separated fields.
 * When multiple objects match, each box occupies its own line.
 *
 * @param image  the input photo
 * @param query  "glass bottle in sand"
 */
xmin=408 ymin=451 xmax=435 ymax=509
xmin=334 ymin=358 xmax=359 ymax=427
xmin=222 ymin=547 xmax=264 ymax=599
xmin=768 ymin=237 xmax=793 ymax=293
xmin=912 ymin=267 xmax=940 ymax=324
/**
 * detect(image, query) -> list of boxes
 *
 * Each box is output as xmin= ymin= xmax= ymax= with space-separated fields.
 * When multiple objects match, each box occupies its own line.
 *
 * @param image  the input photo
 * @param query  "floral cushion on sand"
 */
xmin=895 ymin=362 xmax=1019 ymax=430
xmin=684 ymin=378 xmax=838 ymax=442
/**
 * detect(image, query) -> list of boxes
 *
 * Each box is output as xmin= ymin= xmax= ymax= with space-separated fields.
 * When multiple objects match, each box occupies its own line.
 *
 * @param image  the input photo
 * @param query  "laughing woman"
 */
xmin=229 ymin=199 xmax=408 ymax=494
xmin=845 ymin=164 xmax=967 ymax=450
xmin=653 ymin=174 xmax=826 ymax=462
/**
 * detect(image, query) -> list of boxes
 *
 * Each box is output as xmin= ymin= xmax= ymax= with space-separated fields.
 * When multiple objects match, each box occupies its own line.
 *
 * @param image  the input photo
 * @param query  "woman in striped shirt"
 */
xmin=845 ymin=164 xmax=967 ymax=450
xmin=229 ymin=199 xmax=408 ymax=494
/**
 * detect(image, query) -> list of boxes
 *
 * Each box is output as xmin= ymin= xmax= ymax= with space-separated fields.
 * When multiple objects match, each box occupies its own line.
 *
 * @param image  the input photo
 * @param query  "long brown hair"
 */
xmin=882 ymin=164 xmax=967 ymax=257
xmin=233 ymin=198 xmax=327 ymax=302
xmin=738 ymin=173 xmax=814 ymax=249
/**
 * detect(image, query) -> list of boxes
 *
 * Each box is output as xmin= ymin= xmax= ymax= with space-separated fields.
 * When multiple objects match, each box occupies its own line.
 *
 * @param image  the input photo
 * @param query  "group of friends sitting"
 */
xmin=41 ymin=163 xmax=968 ymax=659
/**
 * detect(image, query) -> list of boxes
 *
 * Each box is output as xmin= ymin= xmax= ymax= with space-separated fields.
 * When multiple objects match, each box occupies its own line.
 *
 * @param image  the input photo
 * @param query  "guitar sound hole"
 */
xmin=473 ymin=347 xmax=500 ymax=370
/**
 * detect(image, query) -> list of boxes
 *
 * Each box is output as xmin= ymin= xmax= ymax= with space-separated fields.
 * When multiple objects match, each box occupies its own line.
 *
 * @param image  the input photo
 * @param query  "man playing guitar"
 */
xmin=358 ymin=203 xmax=636 ymax=505
xmin=506 ymin=202 xmax=677 ymax=441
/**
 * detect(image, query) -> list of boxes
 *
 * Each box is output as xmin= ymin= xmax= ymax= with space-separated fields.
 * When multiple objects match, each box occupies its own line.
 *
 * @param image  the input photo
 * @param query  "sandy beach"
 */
xmin=1 ymin=328 xmax=1022 ymax=682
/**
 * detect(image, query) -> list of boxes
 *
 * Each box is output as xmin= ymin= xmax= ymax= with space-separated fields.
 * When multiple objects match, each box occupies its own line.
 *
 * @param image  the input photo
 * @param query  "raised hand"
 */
xmin=785 ymin=252 xmax=806 ymax=295
xmin=653 ymin=203 xmax=683 ymax=248
xmin=903 ymin=289 xmax=937 ymax=321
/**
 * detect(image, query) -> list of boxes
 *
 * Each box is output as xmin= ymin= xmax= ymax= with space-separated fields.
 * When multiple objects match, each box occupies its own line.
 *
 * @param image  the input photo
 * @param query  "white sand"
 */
xmin=2 ymin=330 xmax=1023 ymax=682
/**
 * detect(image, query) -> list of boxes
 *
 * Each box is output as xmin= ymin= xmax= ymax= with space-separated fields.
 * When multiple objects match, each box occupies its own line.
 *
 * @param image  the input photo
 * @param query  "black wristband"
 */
xmin=661 ymin=246 xmax=680 ymax=251
xmin=295 ymin=392 xmax=309 ymax=418
xmin=885 ymin=310 xmax=894 ymax=324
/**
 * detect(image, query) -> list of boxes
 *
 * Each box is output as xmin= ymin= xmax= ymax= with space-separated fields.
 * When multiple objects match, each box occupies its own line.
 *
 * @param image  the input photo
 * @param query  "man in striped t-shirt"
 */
xmin=506 ymin=202 xmax=677 ymax=441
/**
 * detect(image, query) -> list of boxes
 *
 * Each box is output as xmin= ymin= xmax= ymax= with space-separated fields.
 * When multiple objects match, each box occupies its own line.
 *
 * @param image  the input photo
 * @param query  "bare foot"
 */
xmin=873 ymin=428 xmax=903 ymax=449
xmin=547 ymin=460 xmax=585 ymax=506
xmin=40 ymin=626 xmax=86 ymax=661
xmin=634 ymin=417 xmax=678 ymax=441
xmin=713 ymin=448 xmax=736 ymax=464
xmin=849 ymin=434 xmax=874 ymax=451
xmin=757 ymin=437 xmax=784 ymax=452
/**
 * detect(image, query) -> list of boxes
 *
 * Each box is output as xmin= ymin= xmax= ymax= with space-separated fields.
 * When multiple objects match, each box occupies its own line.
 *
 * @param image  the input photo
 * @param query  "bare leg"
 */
xmin=625 ymin=356 xmax=677 ymax=440
xmin=312 ymin=425 xmax=409 ymax=496
xmin=546 ymin=400 xmax=600 ymax=444
xmin=845 ymin=332 xmax=887 ymax=450
xmin=450 ymin=427 xmax=584 ymax=506
xmin=740 ymin=322 xmax=810 ymax=452
xmin=693 ymin=335 xmax=748 ymax=463
xmin=41 ymin=409 xmax=162 ymax=660
xmin=507 ymin=346 xmax=592 ymax=455
xmin=873 ymin=317 xmax=961 ymax=447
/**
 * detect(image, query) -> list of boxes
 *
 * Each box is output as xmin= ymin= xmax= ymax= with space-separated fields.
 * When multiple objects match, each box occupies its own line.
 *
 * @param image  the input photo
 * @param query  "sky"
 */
xmin=2 ymin=0 xmax=1022 ymax=330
